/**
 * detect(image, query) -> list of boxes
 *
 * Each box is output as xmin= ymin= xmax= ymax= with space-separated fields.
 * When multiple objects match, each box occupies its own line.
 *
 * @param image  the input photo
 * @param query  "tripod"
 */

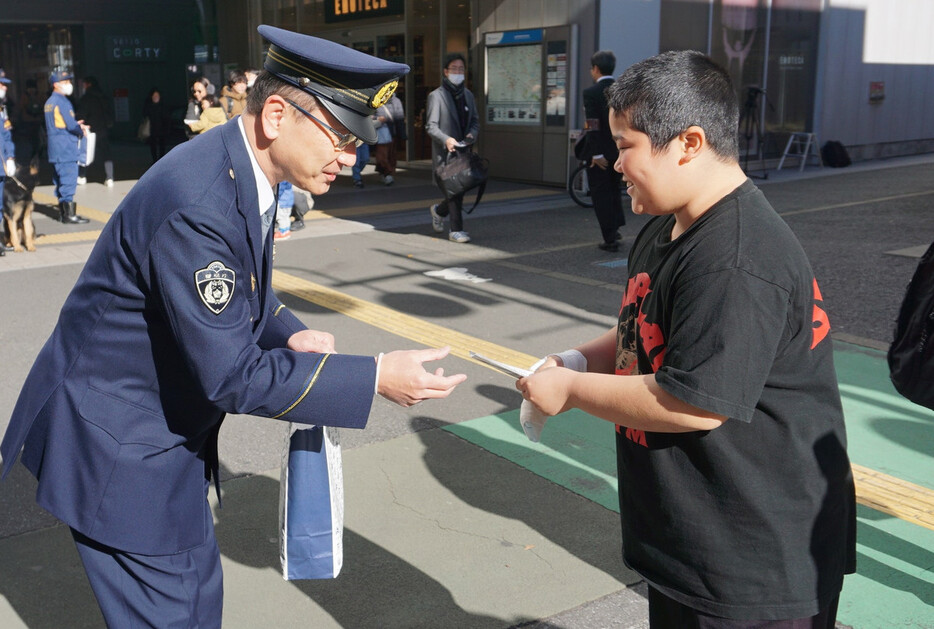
xmin=739 ymin=86 xmax=769 ymax=179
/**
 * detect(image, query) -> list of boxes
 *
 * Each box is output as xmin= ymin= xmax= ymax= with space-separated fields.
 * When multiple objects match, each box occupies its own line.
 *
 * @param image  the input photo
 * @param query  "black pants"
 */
xmin=588 ymin=164 xmax=624 ymax=243
xmin=148 ymin=135 xmax=167 ymax=163
xmin=648 ymin=586 xmax=841 ymax=629
xmin=435 ymin=191 xmax=465 ymax=232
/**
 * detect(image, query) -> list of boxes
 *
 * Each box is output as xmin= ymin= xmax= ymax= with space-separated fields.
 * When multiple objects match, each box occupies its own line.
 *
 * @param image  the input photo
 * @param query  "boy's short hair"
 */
xmin=590 ymin=50 xmax=616 ymax=77
xmin=606 ymin=50 xmax=739 ymax=161
xmin=201 ymin=94 xmax=218 ymax=108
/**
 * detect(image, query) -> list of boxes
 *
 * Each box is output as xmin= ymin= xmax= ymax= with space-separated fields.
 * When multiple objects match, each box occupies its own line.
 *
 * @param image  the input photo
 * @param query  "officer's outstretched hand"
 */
xmin=378 ymin=346 xmax=467 ymax=407
xmin=287 ymin=329 xmax=336 ymax=354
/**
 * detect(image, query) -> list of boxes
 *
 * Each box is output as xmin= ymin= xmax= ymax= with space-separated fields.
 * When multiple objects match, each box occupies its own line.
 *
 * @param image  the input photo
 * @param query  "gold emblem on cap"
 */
xmin=370 ymin=79 xmax=398 ymax=109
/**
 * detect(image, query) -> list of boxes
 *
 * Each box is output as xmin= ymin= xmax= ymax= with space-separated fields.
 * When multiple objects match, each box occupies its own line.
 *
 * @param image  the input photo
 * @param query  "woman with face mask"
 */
xmin=425 ymin=53 xmax=479 ymax=243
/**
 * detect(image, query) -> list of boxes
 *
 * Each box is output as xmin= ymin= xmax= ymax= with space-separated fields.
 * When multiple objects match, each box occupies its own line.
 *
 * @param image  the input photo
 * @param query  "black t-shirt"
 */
xmin=615 ymin=179 xmax=856 ymax=620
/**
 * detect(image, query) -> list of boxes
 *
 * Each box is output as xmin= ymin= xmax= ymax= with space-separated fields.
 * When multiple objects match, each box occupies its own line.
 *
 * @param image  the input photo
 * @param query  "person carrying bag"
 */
xmin=433 ymin=142 xmax=488 ymax=214
xmin=425 ymin=53 xmax=481 ymax=243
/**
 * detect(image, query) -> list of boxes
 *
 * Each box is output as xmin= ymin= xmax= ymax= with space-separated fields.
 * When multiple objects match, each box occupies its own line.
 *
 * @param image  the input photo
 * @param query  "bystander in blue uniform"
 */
xmin=0 ymin=68 xmax=16 ymax=256
xmin=44 ymin=70 xmax=89 ymax=224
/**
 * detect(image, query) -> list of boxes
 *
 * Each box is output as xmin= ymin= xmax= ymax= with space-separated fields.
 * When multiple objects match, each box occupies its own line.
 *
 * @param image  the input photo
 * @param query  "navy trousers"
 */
xmin=71 ymin=495 xmax=223 ymax=628
xmin=51 ymin=161 xmax=78 ymax=203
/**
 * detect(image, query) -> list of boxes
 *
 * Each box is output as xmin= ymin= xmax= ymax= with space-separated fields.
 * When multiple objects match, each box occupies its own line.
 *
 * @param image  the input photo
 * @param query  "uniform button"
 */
xmin=229 ymin=168 xmax=235 ymax=179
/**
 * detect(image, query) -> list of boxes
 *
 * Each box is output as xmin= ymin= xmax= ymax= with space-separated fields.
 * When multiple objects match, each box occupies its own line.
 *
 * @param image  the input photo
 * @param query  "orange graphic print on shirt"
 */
xmin=811 ymin=278 xmax=830 ymax=349
xmin=617 ymin=272 xmax=666 ymax=377
xmin=616 ymin=272 xmax=666 ymax=448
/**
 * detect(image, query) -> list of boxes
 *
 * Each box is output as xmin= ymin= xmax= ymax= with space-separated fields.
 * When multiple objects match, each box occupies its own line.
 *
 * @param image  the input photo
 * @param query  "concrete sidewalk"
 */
xmin=2 ymin=148 xmax=934 ymax=628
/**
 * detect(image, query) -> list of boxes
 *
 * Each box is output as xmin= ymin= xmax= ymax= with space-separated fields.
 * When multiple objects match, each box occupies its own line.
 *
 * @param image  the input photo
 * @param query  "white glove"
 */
xmin=4 ymin=158 xmax=14 ymax=178
xmin=520 ymin=399 xmax=548 ymax=443
xmin=517 ymin=351 xmax=588 ymax=443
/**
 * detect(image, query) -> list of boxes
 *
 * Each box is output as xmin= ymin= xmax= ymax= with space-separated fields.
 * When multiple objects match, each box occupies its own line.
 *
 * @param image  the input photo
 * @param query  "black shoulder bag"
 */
xmin=888 ymin=240 xmax=934 ymax=410
xmin=433 ymin=147 xmax=489 ymax=214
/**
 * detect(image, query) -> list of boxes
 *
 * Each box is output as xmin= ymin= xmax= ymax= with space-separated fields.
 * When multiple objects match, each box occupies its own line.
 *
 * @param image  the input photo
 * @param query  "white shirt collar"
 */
xmin=597 ymin=75 xmax=614 ymax=83
xmin=237 ymin=117 xmax=275 ymax=215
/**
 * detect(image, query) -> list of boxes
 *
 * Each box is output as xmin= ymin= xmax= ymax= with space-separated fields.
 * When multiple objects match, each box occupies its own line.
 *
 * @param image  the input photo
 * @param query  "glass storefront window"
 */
xmin=662 ymin=0 xmax=821 ymax=158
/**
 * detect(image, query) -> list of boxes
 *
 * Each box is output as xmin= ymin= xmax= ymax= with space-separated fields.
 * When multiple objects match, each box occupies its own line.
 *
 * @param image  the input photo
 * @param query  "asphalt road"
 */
xmin=0 ymin=152 xmax=932 ymax=628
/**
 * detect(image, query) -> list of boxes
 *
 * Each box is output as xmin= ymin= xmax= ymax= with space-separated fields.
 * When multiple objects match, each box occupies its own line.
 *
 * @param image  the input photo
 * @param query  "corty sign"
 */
xmin=108 ymin=37 xmax=166 ymax=63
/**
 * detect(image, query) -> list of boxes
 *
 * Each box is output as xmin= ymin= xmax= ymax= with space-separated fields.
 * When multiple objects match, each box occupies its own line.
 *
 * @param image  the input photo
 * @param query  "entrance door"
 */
xmin=344 ymin=30 xmax=411 ymax=160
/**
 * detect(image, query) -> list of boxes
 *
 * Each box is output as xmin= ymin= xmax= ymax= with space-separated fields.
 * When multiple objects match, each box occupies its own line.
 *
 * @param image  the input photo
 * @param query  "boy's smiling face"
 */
xmin=609 ymin=109 xmax=684 ymax=217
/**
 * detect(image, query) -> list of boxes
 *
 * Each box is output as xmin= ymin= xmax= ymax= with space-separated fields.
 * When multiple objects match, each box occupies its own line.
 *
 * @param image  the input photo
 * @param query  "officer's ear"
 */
xmin=259 ymin=94 xmax=288 ymax=141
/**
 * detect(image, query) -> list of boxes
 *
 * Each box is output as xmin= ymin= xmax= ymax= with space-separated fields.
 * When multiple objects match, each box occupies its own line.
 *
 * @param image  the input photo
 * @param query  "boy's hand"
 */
xmin=378 ymin=346 xmax=467 ymax=407
xmin=516 ymin=366 xmax=574 ymax=416
xmin=591 ymin=156 xmax=609 ymax=170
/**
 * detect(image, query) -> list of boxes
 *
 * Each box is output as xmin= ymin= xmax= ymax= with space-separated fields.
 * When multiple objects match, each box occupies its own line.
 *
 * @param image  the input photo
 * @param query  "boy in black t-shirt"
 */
xmin=517 ymin=51 xmax=855 ymax=627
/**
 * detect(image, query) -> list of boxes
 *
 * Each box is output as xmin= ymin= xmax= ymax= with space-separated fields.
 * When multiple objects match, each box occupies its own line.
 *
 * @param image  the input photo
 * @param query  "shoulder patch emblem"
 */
xmin=195 ymin=261 xmax=236 ymax=315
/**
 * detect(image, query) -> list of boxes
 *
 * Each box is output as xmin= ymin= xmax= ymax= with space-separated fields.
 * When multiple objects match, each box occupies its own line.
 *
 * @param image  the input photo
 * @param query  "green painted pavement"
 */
xmin=444 ymin=340 xmax=934 ymax=628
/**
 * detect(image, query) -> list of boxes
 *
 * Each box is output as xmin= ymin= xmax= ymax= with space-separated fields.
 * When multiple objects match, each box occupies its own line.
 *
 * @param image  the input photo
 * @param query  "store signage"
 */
xmin=325 ymin=0 xmax=404 ymax=23
xmin=485 ymin=29 xmax=544 ymax=46
xmin=108 ymin=37 xmax=166 ymax=62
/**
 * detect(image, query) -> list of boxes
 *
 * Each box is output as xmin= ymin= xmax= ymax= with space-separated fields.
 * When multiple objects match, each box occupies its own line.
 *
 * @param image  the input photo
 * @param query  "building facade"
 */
xmin=1 ymin=0 xmax=932 ymax=182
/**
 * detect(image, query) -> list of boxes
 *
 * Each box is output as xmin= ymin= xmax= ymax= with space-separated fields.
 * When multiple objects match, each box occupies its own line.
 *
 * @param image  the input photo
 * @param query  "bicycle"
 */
xmin=567 ymin=161 xmax=593 ymax=208
xmin=568 ymin=161 xmax=629 ymax=209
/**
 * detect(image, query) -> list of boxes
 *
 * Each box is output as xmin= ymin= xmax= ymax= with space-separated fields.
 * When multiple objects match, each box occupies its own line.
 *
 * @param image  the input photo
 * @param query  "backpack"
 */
xmin=888 ymin=240 xmax=934 ymax=410
xmin=821 ymin=141 xmax=851 ymax=168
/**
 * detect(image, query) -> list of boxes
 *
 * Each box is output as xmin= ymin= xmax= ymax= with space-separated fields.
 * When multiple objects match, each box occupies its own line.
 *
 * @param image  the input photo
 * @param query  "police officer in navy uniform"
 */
xmin=1 ymin=26 xmax=466 ymax=627
xmin=0 ymin=69 xmax=16 ymax=256
xmin=44 ymin=70 xmax=90 ymax=224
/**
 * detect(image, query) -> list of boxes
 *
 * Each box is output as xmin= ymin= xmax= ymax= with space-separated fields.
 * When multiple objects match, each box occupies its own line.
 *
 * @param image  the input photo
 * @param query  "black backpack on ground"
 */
xmin=888 ymin=240 xmax=934 ymax=410
xmin=821 ymin=141 xmax=851 ymax=168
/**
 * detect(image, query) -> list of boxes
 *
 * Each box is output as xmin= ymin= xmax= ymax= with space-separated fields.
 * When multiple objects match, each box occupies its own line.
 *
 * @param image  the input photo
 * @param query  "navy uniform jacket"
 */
xmin=0 ymin=119 xmax=377 ymax=555
xmin=580 ymin=77 xmax=618 ymax=164
xmin=44 ymin=91 xmax=83 ymax=163
xmin=0 ymin=101 xmax=13 ymax=162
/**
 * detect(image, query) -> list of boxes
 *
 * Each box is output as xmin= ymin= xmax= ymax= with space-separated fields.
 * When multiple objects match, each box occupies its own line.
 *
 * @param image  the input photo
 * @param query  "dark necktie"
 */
xmin=261 ymin=200 xmax=276 ymax=245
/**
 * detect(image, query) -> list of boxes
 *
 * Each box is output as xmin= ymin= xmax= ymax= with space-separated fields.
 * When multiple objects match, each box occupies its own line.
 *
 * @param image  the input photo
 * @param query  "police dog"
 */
xmin=3 ymin=157 xmax=39 ymax=252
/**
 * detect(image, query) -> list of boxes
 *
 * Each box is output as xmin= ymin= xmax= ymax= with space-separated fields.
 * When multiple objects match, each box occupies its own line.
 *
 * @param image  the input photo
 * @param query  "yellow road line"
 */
xmin=272 ymin=269 xmax=934 ymax=532
xmin=272 ymin=269 xmax=539 ymax=371
xmin=34 ymin=191 xmax=113 ymax=224
xmin=853 ymin=463 xmax=934 ymax=532
xmin=35 ymin=230 xmax=103 ymax=244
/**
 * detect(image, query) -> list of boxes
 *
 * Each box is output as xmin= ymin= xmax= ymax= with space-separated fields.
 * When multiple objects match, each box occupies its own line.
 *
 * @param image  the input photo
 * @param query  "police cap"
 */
xmin=258 ymin=25 xmax=409 ymax=145
xmin=50 ymin=70 xmax=74 ymax=84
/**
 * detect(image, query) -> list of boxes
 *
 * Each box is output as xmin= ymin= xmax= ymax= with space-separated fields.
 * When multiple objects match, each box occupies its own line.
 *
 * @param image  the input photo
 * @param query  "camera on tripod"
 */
xmin=744 ymin=86 xmax=766 ymax=111
xmin=740 ymin=86 xmax=769 ymax=178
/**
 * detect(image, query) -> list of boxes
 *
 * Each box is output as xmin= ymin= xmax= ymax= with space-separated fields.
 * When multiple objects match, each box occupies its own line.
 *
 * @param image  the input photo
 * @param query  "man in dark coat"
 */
xmin=2 ymin=25 xmax=465 ymax=627
xmin=581 ymin=50 xmax=625 ymax=251
xmin=76 ymin=75 xmax=114 ymax=186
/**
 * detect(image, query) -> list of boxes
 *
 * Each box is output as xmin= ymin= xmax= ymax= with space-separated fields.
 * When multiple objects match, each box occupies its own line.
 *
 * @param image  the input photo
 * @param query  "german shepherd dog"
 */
xmin=3 ymin=157 xmax=39 ymax=252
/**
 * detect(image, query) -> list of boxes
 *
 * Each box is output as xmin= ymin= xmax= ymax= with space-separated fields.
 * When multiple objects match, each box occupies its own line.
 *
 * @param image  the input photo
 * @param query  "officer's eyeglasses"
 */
xmin=285 ymin=99 xmax=363 ymax=151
